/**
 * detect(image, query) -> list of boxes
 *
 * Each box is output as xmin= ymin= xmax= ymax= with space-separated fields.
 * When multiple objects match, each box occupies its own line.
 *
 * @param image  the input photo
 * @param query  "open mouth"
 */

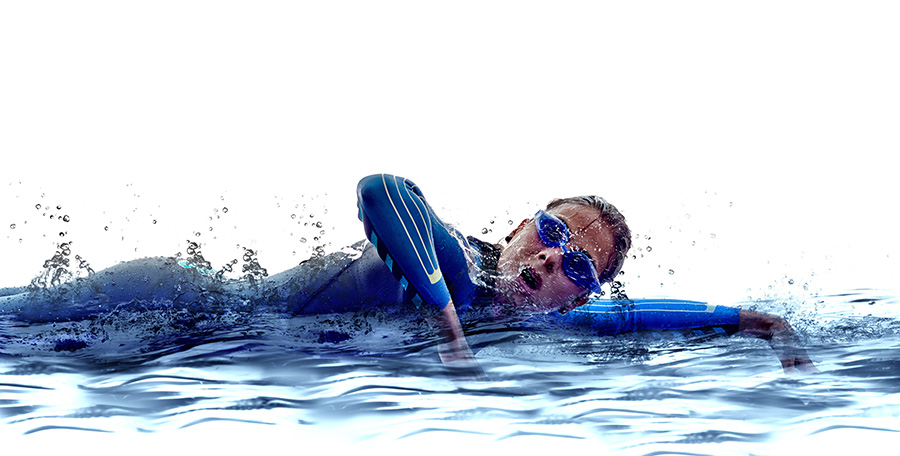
xmin=520 ymin=266 xmax=539 ymax=290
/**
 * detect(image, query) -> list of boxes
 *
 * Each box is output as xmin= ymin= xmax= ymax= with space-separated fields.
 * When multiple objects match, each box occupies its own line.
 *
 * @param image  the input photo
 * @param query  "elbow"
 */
xmin=357 ymin=174 xmax=398 ymax=207
xmin=357 ymin=174 xmax=387 ymax=216
xmin=358 ymin=173 xmax=421 ymax=213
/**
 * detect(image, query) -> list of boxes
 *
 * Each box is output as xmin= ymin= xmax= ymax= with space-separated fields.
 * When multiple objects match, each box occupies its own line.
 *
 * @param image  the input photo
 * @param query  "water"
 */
xmin=2 ymin=288 xmax=899 ymax=454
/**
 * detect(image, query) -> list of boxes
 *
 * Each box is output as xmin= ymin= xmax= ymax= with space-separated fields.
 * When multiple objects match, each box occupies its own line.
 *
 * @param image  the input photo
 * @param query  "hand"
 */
xmin=435 ymin=300 xmax=487 ymax=382
xmin=739 ymin=310 xmax=820 ymax=375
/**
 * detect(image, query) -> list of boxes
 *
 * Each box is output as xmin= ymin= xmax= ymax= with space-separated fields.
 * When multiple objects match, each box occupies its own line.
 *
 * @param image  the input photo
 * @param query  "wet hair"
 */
xmin=545 ymin=196 xmax=632 ymax=285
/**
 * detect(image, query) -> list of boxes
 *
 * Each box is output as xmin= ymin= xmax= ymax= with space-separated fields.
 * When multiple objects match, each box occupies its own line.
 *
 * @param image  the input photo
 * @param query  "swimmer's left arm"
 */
xmin=543 ymin=300 xmax=817 ymax=374
xmin=738 ymin=310 xmax=819 ymax=374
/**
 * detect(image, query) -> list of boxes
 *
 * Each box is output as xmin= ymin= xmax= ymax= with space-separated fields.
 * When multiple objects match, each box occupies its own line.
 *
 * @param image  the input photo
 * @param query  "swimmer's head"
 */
xmin=493 ymin=195 xmax=631 ymax=318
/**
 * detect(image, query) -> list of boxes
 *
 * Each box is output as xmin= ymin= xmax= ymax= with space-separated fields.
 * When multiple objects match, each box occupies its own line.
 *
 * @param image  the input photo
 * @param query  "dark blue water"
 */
xmin=2 ymin=283 xmax=899 ymax=453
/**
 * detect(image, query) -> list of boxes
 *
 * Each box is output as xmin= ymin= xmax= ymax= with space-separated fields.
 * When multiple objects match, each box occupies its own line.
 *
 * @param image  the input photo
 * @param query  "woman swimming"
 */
xmin=0 ymin=174 xmax=816 ymax=374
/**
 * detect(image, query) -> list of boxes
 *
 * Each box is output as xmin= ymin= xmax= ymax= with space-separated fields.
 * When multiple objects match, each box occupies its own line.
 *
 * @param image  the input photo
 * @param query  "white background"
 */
xmin=2 ymin=1 xmax=898 ymax=305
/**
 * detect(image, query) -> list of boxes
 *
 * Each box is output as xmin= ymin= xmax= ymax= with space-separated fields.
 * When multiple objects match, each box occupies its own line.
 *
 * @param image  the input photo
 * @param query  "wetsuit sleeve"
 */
xmin=356 ymin=174 xmax=452 ymax=311
xmin=528 ymin=298 xmax=741 ymax=337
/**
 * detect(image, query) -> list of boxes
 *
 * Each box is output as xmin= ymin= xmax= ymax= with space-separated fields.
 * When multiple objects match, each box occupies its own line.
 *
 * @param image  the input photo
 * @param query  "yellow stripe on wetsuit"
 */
xmin=381 ymin=174 xmax=443 ymax=285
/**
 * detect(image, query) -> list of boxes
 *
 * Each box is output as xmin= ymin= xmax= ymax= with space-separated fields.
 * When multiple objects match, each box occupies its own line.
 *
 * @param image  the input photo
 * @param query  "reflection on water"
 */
xmin=2 ymin=291 xmax=900 ymax=453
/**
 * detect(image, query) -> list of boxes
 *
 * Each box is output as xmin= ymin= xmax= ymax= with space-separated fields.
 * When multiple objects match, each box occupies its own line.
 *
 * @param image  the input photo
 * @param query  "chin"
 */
xmin=509 ymin=297 xmax=557 ymax=317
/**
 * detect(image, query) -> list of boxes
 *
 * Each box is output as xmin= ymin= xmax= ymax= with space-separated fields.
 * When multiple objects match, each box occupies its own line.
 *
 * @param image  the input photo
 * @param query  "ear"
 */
xmin=505 ymin=219 xmax=528 ymax=243
xmin=558 ymin=295 xmax=590 ymax=315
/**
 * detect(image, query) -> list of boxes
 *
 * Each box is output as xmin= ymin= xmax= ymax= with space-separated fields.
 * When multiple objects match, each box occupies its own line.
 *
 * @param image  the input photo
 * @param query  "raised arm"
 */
xmin=357 ymin=174 xmax=482 ymax=379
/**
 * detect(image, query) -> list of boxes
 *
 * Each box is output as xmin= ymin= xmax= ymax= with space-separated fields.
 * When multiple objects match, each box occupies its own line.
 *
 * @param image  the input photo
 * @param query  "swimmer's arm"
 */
xmin=432 ymin=299 xmax=485 ymax=381
xmin=738 ymin=310 xmax=819 ymax=374
xmin=356 ymin=174 xmax=484 ymax=380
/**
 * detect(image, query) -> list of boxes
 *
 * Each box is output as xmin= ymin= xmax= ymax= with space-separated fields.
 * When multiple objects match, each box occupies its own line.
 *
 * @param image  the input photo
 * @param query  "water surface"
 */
xmin=2 ymin=289 xmax=898 ymax=454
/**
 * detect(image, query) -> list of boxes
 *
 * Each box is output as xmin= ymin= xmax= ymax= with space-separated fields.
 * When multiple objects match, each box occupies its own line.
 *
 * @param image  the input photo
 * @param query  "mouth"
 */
xmin=520 ymin=266 xmax=540 ymax=290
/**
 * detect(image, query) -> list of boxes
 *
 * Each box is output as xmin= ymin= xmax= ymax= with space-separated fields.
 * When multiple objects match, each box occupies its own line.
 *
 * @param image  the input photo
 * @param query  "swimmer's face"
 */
xmin=494 ymin=204 xmax=615 ymax=318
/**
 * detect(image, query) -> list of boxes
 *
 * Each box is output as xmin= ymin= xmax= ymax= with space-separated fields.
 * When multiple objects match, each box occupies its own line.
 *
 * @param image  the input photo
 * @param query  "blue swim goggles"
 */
xmin=535 ymin=210 xmax=604 ymax=294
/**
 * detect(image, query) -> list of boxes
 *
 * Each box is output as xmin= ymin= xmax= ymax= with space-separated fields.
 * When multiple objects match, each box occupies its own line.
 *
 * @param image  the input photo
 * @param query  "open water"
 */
xmin=1 ymin=278 xmax=899 ymax=454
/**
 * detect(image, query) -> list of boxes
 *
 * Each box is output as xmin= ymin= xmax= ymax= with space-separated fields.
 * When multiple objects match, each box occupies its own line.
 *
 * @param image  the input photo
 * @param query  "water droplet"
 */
xmin=710 ymin=233 xmax=716 ymax=239
xmin=508 ymin=220 xmax=514 ymax=225
xmin=300 ymin=237 xmax=307 ymax=243
xmin=195 ymin=232 xmax=201 ymax=237
xmin=668 ymin=269 xmax=674 ymax=275
xmin=152 ymin=220 xmax=157 ymax=224
xmin=222 ymin=207 xmax=228 ymax=213
xmin=646 ymin=246 xmax=652 ymax=252
xmin=56 ymin=205 xmax=62 ymax=210
xmin=59 ymin=232 xmax=66 ymax=237
xmin=209 ymin=227 xmax=213 ymax=231
xmin=788 ymin=279 xmax=794 ymax=285
xmin=481 ymin=228 xmax=489 ymax=234
xmin=62 ymin=215 xmax=70 ymax=222
xmin=35 ymin=204 xmax=41 ymax=210
xmin=315 ymin=221 xmax=323 ymax=228
xmin=104 ymin=226 xmax=109 ymax=231
xmin=9 ymin=224 xmax=15 ymax=229
xmin=291 ymin=214 xmax=296 ymax=219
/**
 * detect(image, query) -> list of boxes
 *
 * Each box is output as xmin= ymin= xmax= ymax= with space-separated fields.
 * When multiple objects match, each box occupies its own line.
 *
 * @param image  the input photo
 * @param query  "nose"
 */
xmin=538 ymin=248 xmax=564 ymax=275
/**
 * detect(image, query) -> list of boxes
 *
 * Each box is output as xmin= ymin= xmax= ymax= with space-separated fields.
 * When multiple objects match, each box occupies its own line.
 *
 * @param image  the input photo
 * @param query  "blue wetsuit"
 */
xmin=0 ymin=173 xmax=740 ymax=338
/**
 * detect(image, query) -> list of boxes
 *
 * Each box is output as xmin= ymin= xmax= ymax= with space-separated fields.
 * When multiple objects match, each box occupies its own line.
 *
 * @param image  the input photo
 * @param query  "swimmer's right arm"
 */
xmin=433 ymin=299 xmax=484 ymax=380
xmin=357 ymin=174 xmax=484 ymax=379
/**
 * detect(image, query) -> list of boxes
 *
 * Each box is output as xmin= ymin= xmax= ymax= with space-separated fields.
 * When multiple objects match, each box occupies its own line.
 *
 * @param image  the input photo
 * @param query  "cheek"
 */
xmin=497 ymin=239 xmax=530 ymax=273
xmin=539 ymin=274 xmax=584 ymax=303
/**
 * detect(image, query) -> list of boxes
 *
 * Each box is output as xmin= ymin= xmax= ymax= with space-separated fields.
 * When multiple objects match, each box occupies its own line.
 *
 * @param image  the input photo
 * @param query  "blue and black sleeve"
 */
xmin=357 ymin=174 xmax=459 ymax=312
xmin=528 ymin=298 xmax=742 ymax=338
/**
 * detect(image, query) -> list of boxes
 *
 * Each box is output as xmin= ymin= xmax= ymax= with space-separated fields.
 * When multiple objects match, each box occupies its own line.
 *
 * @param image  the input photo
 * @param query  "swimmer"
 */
xmin=356 ymin=174 xmax=816 ymax=375
xmin=0 ymin=174 xmax=817 ymax=375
